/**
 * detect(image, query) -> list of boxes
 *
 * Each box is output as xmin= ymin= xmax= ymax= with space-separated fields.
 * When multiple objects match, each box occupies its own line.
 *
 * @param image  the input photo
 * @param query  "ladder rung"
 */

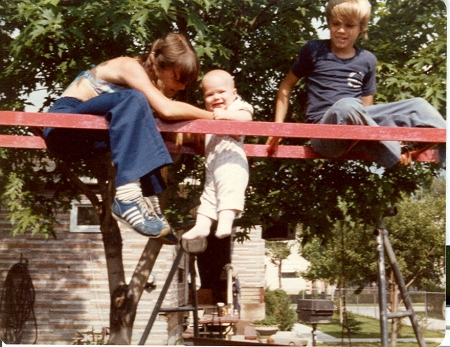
xmin=387 ymin=310 xmax=413 ymax=319
xmin=159 ymin=306 xmax=197 ymax=313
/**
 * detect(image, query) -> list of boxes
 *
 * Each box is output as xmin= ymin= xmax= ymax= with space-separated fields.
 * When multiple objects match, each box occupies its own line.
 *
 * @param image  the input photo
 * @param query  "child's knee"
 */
xmin=335 ymin=97 xmax=363 ymax=114
xmin=323 ymin=98 xmax=364 ymax=124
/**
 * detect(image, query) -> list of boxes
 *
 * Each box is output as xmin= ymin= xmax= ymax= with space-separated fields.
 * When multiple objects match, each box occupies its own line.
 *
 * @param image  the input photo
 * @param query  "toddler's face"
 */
xmin=202 ymin=75 xmax=236 ymax=111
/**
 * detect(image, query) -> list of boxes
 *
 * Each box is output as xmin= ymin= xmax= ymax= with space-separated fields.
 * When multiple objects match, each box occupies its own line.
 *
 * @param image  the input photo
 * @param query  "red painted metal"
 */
xmin=0 ymin=111 xmax=445 ymax=142
xmin=0 ymin=134 xmax=439 ymax=162
xmin=0 ymin=111 xmax=444 ymax=162
xmin=0 ymin=111 xmax=109 ymax=129
xmin=155 ymin=119 xmax=446 ymax=142
xmin=0 ymin=134 xmax=46 ymax=149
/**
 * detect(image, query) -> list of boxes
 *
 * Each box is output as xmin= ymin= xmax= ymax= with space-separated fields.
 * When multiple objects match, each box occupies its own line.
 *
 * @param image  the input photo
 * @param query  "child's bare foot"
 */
xmin=398 ymin=142 xmax=438 ymax=166
xmin=182 ymin=226 xmax=210 ymax=240
xmin=398 ymin=153 xmax=412 ymax=166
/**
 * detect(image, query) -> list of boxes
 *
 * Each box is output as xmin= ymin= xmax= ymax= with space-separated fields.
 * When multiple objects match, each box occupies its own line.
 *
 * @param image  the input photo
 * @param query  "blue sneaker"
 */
xmin=143 ymin=197 xmax=178 ymax=245
xmin=112 ymin=198 xmax=170 ymax=238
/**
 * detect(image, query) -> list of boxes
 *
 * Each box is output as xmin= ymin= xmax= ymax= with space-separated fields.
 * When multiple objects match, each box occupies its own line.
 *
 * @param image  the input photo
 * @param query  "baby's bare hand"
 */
xmin=213 ymin=109 xmax=229 ymax=120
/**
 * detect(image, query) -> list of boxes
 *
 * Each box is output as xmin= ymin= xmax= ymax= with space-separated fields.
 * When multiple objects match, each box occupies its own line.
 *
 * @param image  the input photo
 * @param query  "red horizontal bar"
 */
xmin=155 ymin=119 xmax=446 ymax=142
xmin=242 ymin=145 xmax=439 ymax=162
xmin=0 ymin=135 xmax=47 ymax=149
xmin=0 ymin=111 xmax=446 ymax=143
xmin=2 ymin=134 xmax=439 ymax=162
xmin=0 ymin=111 xmax=109 ymax=129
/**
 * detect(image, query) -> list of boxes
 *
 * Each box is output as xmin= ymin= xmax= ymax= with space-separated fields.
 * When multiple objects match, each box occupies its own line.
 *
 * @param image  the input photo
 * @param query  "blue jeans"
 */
xmin=43 ymin=90 xmax=172 ymax=194
xmin=311 ymin=98 xmax=446 ymax=168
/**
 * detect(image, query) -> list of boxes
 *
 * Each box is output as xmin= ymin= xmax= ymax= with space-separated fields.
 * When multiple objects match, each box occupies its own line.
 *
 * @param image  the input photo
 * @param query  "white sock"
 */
xmin=148 ymin=195 xmax=162 ymax=215
xmin=215 ymin=210 xmax=237 ymax=239
xmin=182 ymin=214 xmax=213 ymax=240
xmin=115 ymin=180 xmax=142 ymax=202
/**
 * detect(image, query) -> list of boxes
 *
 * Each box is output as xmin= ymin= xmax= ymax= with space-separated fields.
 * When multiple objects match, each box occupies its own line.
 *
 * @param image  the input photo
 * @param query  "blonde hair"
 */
xmin=325 ymin=0 xmax=371 ymax=40
xmin=140 ymin=33 xmax=199 ymax=90
xmin=201 ymin=69 xmax=235 ymax=91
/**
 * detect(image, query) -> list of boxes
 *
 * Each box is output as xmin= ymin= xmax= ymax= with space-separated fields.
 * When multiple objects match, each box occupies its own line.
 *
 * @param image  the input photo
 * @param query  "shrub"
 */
xmin=342 ymin=311 xmax=362 ymax=336
xmin=254 ymin=288 xmax=298 ymax=331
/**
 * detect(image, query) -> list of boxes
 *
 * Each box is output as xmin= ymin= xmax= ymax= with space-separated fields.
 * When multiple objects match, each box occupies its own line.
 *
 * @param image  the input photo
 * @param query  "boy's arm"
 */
xmin=266 ymin=71 xmax=300 ymax=152
xmin=274 ymin=71 xmax=299 ymax=122
xmin=361 ymin=95 xmax=374 ymax=107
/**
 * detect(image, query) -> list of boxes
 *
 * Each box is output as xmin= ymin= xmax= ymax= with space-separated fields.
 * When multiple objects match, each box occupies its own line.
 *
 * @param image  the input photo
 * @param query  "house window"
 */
xmin=281 ymin=271 xmax=298 ymax=279
xmin=70 ymin=200 xmax=100 ymax=233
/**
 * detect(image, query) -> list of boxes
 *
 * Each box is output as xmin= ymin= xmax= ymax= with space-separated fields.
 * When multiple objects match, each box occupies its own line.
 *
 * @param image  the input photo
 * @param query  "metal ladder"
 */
xmin=138 ymin=239 xmax=207 ymax=345
xmin=375 ymin=208 xmax=427 ymax=347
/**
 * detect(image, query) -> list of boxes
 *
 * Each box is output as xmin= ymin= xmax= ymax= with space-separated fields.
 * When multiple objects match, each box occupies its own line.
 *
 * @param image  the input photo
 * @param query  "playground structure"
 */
xmin=0 ymin=111 xmax=443 ymax=162
xmin=0 ymin=110 xmax=445 ymax=346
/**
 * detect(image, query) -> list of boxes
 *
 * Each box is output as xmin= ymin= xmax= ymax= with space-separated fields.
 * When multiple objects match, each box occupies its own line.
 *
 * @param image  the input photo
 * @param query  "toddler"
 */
xmin=182 ymin=70 xmax=253 ymax=240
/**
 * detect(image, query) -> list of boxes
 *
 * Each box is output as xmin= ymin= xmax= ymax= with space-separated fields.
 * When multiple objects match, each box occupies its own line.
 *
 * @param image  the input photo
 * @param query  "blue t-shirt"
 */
xmin=291 ymin=39 xmax=377 ymax=123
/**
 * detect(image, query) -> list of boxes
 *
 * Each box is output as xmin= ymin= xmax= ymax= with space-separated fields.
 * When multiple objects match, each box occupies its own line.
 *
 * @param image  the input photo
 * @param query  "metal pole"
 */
xmin=382 ymin=231 xmax=427 ymax=347
xmin=311 ymin=323 xmax=317 ymax=347
xmin=188 ymin=253 xmax=200 ymax=337
xmin=374 ymin=292 xmax=378 ymax=319
xmin=139 ymin=246 xmax=185 ymax=345
xmin=375 ymin=225 xmax=389 ymax=347
xmin=226 ymin=264 xmax=233 ymax=308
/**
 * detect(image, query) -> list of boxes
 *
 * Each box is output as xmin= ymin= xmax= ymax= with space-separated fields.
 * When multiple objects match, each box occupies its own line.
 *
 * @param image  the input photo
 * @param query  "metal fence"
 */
xmin=291 ymin=288 xmax=445 ymax=321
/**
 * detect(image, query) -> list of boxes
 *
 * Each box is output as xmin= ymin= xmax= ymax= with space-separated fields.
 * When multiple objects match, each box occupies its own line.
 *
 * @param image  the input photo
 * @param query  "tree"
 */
xmin=300 ymin=177 xmax=446 ymax=344
xmin=0 ymin=0 xmax=326 ymax=343
xmin=0 ymin=0 xmax=446 ymax=343
xmin=241 ymin=0 xmax=446 ymax=242
xmin=266 ymin=241 xmax=292 ymax=289
xmin=384 ymin=177 xmax=445 ymax=345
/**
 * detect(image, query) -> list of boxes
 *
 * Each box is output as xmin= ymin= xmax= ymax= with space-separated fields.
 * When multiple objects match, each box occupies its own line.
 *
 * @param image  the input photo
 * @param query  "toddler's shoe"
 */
xmin=112 ymin=198 xmax=170 ymax=238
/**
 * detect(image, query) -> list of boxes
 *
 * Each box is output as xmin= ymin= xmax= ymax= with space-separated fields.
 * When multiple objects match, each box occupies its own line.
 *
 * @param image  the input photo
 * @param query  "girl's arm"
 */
xmin=213 ymin=109 xmax=252 ymax=121
xmin=95 ymin=57 xmax=214 ymax=120
xmin=213 ymin=97 xmax=253 ymax=121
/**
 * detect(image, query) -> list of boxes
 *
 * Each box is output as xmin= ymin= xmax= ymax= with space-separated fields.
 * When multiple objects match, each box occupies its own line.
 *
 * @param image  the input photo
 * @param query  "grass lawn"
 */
xmin=306 ymin=314 xmax=444 ymax=347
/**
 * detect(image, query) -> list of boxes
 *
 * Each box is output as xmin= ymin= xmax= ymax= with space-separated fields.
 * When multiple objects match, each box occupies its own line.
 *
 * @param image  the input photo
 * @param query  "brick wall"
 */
xmin=0 ymin=210 xmax=183 ymax=345
xmin=230 ymin=226 xmax=266 ymax=321
xmin=0 ymin=211 xmax=266 ymax=345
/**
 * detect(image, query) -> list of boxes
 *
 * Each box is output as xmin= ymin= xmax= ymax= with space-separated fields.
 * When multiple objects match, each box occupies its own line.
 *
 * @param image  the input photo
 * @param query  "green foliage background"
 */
xmin=300 ymin=178 xmax=446 ymax=291
xmin=0 ymin=0 xmax=446 ymax=267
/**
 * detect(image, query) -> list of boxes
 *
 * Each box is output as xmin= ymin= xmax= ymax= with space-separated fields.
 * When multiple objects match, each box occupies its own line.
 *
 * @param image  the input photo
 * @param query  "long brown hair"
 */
xmin=140 ymin=33 xmax=200 ymax=90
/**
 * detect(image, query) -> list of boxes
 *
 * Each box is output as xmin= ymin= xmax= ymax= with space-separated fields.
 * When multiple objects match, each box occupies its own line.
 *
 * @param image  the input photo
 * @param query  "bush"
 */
xmin=342 ymin=311 xmax=362 ymax=336
xmin=254 ymin=288 xmax=298 ymax=331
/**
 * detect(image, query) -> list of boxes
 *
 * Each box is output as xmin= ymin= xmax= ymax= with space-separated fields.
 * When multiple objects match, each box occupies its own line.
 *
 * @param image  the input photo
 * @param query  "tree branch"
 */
xmin=57 ymin=160 xmax=100 ymax=208
xmin=248 ymin=0 xmax=278 ymax=32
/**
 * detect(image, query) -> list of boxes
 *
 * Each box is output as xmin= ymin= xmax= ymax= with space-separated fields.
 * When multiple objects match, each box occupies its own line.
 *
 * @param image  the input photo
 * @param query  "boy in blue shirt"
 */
xmin=267 ymin=0 xmax=446 ymax=168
